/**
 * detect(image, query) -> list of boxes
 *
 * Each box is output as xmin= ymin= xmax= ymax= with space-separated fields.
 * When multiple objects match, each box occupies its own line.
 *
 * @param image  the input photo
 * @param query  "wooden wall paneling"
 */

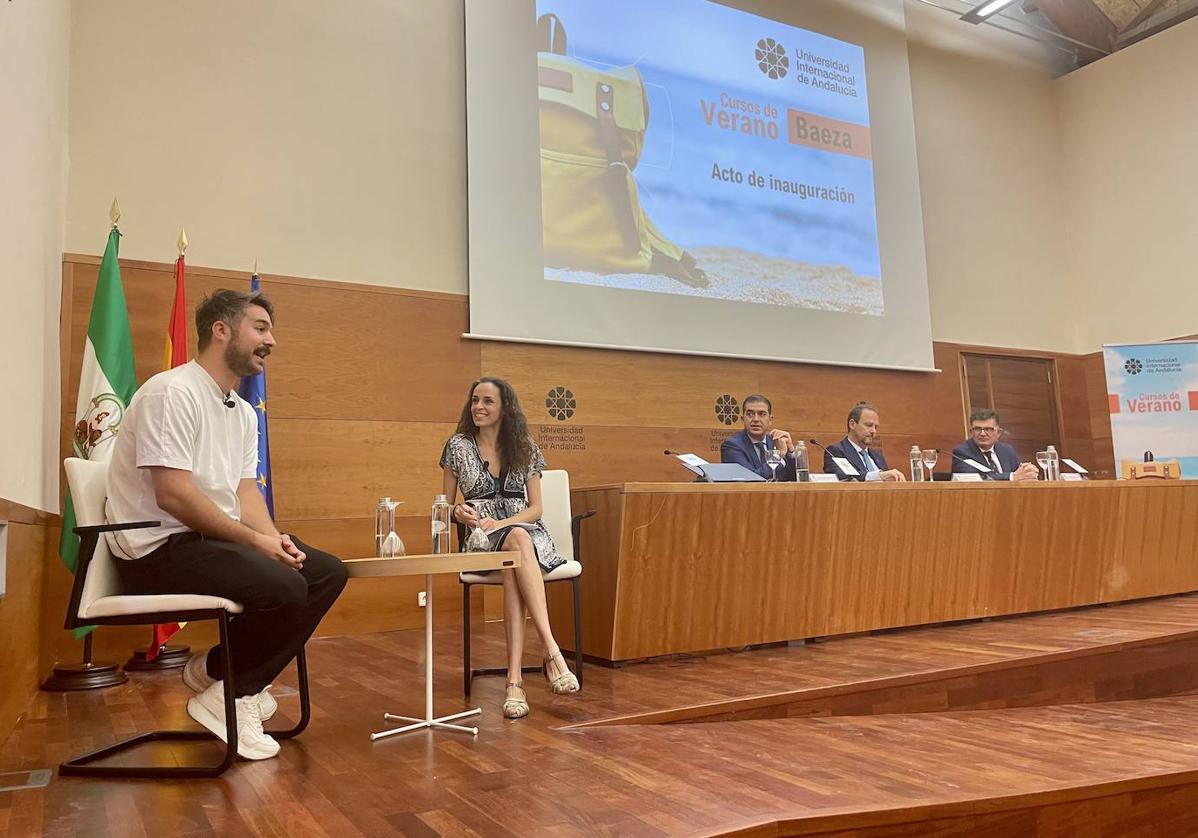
xmin=64 ymin=257 xmax=478 ymax=424
xmin=274 ymin=516 xmax=484 ymax=635
xmin=247 ymin=281 xmax=475 ymax=423
xmin=480 ymin=341 xmax=766 ymax=430
xmin=268 ymin=419 xmax=457 ymax=520
xmin=1084 ymin=351 xmax=1115 ymax=477
xmin=1055 ymin=353 xmax=1098 ymax=472
xmin=0 ymin=522 xmax=49 ymax=747
xmin=531 ymin=425 xmax=736 ymax=486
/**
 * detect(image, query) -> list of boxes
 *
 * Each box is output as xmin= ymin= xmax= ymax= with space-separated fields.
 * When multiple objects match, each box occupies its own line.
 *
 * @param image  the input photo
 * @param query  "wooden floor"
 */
xmin=7 ymin=595 xmax=1198 ymax=836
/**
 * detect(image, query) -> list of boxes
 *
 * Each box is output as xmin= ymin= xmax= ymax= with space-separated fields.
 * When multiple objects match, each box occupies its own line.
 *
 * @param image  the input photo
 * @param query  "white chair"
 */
xmin=459 ymin=469 xmax=594 ymax=695
xmin=59 ymin=457 xmax=311 ymax=778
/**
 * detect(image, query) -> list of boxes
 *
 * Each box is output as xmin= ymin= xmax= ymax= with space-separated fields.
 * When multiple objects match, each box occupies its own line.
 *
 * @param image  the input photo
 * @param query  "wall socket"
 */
xmin=417 ymin=591 xmax=426 ymax=607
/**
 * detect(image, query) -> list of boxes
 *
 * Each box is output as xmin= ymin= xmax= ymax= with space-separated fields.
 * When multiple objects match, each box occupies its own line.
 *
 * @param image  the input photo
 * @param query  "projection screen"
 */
xmin=464 ymin=0 xmax=936 ymax=371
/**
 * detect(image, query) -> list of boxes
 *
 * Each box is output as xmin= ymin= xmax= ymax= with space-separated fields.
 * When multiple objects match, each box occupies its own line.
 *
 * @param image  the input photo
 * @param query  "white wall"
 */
xmin=66 ymin=0 xmax=468 ymax=294
xmin=904 ymin=1 xmax=1074 ymax=353
xmin=0 ymin=0 xmax=70 ymax=512
xmin=1056 ymin=16 xmax=1198 ymax=352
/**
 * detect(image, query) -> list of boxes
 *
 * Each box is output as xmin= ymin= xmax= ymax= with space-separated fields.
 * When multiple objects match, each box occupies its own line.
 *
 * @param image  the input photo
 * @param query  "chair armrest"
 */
xmin=74 ymin=520 xmax=161 ymax=536
xmin=570 ymin=509 xmax=597 ymax=563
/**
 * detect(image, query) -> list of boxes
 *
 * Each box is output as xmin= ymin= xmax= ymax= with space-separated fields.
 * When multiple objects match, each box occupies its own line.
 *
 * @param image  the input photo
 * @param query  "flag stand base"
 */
xmin=124 ymin=644 xmax=190 ymax=671
xmin=41 ymin=661 xmax=128 ymax=692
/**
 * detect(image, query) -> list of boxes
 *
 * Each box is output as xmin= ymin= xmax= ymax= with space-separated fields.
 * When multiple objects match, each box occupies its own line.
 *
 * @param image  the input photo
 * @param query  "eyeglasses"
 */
xmin=744 ymin=410 xmax=770 ymax=419
xmin=970 ymin=426 xmax=999 ymax=435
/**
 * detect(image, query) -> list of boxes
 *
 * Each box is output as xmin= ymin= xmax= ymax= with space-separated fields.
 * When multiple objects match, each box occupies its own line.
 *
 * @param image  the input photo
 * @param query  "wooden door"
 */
xmin=960 ymin=353 xmax=1062 ymax=460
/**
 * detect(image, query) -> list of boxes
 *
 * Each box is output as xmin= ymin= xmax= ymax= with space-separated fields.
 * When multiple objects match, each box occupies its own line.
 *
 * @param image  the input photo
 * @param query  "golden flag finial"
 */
xmin=177 ymin=227 xmax=188 ymax=257
xmin=109 ymin=197 xmax=121 ymax=227
xmin=253 ymin=257 xmax=258 ymax=276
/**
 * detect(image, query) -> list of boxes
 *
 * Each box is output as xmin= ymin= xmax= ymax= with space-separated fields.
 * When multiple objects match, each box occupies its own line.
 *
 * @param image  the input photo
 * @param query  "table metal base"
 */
xmin=370 ymin=572 xmax=481 ymax=741
xmin=371 ymin=706 xmax=481 ymax=740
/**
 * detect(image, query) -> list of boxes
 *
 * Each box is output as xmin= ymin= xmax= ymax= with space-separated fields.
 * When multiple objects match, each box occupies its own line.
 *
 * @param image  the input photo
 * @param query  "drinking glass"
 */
xmin=1035 ymin=451 xmax=1049 ymax=479
xmin=463 ymin=499 xmax=491 ymax=551
xmin=765 ymin=448 xmax=784 ymax=482
xmin=921 ymin=449 xmax=938 ymax=482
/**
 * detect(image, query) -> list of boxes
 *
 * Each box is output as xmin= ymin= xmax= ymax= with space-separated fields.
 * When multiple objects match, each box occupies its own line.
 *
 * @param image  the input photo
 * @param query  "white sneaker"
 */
xmin=186 ymin=681 xmax=280 ymax=761
xmin=183 ymin=652 xmax=277 ymax=721
xmin=251 ymin=685 xmax=278 ymax=722
xmin=182 ymin=652 xmax=215 ymax=693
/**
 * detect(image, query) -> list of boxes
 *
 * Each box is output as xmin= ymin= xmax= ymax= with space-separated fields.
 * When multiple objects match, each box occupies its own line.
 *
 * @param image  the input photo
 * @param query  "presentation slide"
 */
xmin=464 ymin=0 xmax=935 ymax=371
xmin=538 ymin=0 xmax=882 ymax=315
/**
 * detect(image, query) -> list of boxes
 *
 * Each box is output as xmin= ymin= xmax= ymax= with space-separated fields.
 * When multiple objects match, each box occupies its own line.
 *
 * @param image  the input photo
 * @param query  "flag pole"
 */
xmin=126 ymin=227 xmax=192 ymax=672
xmin=41 ymin=199 xmax=132 ymax=692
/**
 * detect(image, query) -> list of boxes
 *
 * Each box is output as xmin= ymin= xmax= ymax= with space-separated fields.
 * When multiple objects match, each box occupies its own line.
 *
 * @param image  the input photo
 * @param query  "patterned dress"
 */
xmin=439 ymin=433 xmax=566 ymax=572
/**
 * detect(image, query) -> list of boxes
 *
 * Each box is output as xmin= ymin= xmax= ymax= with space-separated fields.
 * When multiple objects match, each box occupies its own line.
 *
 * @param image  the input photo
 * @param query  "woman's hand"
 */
xmin=454 ymin=504 xmax=479 ymax=526
xmin=478 ymin=517 xmax=501 ymax=532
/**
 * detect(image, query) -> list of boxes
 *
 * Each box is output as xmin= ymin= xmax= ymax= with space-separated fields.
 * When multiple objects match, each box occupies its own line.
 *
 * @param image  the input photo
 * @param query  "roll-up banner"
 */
xmin=1103 ymin=341 xmax=1198 ymax=479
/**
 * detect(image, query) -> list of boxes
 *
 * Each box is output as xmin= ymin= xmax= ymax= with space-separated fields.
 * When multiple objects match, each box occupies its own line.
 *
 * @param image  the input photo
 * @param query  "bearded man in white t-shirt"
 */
xmin=106 ymin=288 xmax=347 ymax=760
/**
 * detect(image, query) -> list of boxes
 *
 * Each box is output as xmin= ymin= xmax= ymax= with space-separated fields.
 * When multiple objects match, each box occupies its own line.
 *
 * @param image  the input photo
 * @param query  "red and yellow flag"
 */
xmin=148 ymin=242 xmax=189 ymax=659
xmin=161 ymin=253 xmax=188 ymax=370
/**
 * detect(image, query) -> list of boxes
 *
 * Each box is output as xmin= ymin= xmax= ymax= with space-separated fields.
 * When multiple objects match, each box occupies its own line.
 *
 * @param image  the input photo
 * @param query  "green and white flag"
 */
xmin=59 ymin=226 xmax=137 ymax=574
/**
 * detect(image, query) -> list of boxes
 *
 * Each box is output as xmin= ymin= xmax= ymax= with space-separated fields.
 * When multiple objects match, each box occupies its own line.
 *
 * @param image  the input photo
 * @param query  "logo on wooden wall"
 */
xmin=714 ymin=394 xmax=740 ymax=425
xmin=546 ymin=386 xmax=577 ymax=421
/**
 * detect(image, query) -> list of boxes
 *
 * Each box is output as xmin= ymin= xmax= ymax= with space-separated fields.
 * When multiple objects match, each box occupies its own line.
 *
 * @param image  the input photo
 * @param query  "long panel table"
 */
xmin=547 ymin=481 xmax=1198 ymax=664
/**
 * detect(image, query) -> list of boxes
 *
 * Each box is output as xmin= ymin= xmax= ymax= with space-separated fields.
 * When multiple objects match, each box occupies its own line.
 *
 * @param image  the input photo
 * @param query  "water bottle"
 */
xmin=1046 ymin=445 xmax=1060 ymax=482
xmin=910 ymin=445 xmax=924 ymax=481
xmin=375 ymin=497 xmax=400 ymax=557
xmin=793 ymin=440 xmax=810 ymax=482
xmin=431 ymin=494 xmax=451 ymax=554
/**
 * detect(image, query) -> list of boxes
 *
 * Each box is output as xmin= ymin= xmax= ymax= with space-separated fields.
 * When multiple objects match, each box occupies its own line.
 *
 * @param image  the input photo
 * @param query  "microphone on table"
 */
xmin=807 ymin=438 xmax=846 ymax=480
xmin=664 ymin=449 xmax=709 ymax=482
xmin=946 ymin=449 xmax=997 ymax=478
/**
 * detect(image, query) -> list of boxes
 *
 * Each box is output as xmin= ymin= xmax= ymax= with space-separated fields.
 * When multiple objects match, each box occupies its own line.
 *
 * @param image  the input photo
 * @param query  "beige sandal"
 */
xmin=502 ymin=682 xmax=529 ymax=719
xmin=544 ymin=652 xmax=580 ymax=695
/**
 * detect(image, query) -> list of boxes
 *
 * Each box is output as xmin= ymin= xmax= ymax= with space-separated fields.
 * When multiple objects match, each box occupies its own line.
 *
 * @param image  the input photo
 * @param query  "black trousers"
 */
xmin=116 ymin=532 xmax=348 ymax=696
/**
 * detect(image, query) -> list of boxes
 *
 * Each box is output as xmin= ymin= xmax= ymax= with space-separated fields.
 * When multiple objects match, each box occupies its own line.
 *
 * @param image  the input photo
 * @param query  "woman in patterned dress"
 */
xmin=440 ymin=377 xmax=580 ymax=719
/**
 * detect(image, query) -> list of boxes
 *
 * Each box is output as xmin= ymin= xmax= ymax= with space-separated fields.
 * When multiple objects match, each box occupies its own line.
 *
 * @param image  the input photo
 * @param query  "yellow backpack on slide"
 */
xmin=536 ymin=14 xmax=707 ymax=287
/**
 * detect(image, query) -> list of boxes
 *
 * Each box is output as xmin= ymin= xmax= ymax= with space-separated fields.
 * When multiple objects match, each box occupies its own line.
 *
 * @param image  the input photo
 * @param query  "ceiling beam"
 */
xmin=1121 ymin=0 xmax=1171 ymax=30
xmin=1120 ymin=1 xmax=1198 ymax=46
xmin=1032 ymin=0 xmax=1118 ymax=53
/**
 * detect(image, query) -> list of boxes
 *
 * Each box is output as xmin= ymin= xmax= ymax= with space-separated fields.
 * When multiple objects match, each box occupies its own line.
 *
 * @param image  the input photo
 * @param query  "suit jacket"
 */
xmin=720 ymin=430 xmax=796 ymax=481
xmin=823 ymin=437 xmax=889 ymax=481
xmin=951 ymin=439 xmax=1021 ymax=480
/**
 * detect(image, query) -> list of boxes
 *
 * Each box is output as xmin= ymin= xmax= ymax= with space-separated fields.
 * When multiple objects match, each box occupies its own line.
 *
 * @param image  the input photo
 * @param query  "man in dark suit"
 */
xmin=823 ymin=402 xmax=906 ymax=482
xmin=720 ymin=394 xmax=796 ymax=480
xmin=951 ymin=408 xmax=1038 ymax=481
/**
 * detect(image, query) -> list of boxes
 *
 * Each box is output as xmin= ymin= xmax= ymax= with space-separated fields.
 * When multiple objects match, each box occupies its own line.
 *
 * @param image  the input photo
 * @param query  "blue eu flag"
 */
xmin=238 ymin=273 xmax=275 ymax=518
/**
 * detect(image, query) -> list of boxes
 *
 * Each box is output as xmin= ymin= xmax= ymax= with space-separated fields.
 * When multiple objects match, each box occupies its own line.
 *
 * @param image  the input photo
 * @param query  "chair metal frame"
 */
xmin=460 ymin=509 xmax=595 ymax=697
xmin=58 ymin=519 xmax=311 ymax=778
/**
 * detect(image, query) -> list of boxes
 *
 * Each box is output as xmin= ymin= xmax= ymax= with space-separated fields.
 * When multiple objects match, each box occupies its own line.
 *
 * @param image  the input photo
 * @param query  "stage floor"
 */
xmin=7 ymin=594 xmax=1198 ymax=836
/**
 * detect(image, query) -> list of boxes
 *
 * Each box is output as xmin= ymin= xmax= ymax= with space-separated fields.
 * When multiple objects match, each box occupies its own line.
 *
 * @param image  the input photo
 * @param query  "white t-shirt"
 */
xmin=105 ymin=360 xmax=258 ymax=559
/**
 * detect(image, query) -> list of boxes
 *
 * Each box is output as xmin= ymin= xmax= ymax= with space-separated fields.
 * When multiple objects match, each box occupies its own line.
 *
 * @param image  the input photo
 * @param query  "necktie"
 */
xmin=755 ymin=441 xmax=767 ymax=465
xmin=860 ymin=448 xmax=877 ymax=474
xmin=985 ymin=450 xmax=1000 ymax=472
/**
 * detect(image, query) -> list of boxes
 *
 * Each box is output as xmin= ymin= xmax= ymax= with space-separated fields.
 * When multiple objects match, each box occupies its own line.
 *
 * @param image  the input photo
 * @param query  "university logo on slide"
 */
xmin=755 ymin=37 xmax=788 ymax=79
xmin=715 ymin=394 xmax=741 ymax=425
xmin=1124 ymin=358 xmax=1143 ymax=375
